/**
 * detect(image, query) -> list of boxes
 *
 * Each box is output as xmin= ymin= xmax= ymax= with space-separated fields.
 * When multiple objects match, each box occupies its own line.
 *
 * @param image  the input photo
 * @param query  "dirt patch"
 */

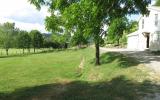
xmin=78 ymin=57 xmax=85 ymax=69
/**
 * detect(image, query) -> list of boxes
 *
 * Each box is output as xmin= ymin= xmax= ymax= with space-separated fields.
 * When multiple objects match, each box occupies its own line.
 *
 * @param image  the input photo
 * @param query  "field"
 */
xmin=0 ymin=48 xmax=159 ymax=100
xmin=0 ymin=48 xmax=51 ymax=56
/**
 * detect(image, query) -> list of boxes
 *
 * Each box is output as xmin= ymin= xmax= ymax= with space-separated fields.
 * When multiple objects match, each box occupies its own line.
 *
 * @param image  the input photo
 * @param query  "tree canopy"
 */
xmin=108 ymin=17 xmax=128 ymax=45
xmin=17 ymin=31 xmax=31 ymax=53
xmin=29 ymin=0 xmax=151 ymax=65
xmin=30 ymin=30 xmax=44 ymax=52
xmin=0 ymin=22 xmax=16 ymax=55
xmin=155 ymin=0 xmax=160 ymax=6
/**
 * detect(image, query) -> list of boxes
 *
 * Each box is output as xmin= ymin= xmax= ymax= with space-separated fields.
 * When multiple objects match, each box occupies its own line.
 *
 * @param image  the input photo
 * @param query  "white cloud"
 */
xmin=0 ymin=0 xmax=50 ymax=33
xmin=0 ymin=17 xmax=47 ymax=33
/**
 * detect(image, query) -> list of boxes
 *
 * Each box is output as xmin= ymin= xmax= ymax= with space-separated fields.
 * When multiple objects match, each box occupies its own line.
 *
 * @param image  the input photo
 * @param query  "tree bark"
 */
xmin=28 ymin=48 xmax=30 ymax=53
xmin=6 ymin=49 xmax=8 ymax=56
xmin=95 ymin=42 xmax=100 ymax=65
xmin=117 ymin=39 xmax=120 ymax=46
xmin=23 ymin=48 xmax=24 ymax=54
xmin=34 ymin=47 xmax=36 ymax=53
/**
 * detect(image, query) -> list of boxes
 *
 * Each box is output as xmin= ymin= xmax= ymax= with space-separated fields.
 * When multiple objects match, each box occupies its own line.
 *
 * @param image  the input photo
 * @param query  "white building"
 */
xmin=127 ymin=6 xmax=160 ymax=51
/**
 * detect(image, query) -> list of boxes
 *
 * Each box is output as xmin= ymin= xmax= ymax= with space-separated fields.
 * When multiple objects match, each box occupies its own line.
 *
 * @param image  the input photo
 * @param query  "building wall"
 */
xmin=127 ymin=35 xmax=139 ymax=50
xmin=138 ymin=7 xmax=160 ymax=51
xmin=128 ymin=7 xmax=160 ymax=51
xmin=139 ymin=8 xmax=160 ymax=33
xmin=150 ymin=31 xmax=160 ymax=51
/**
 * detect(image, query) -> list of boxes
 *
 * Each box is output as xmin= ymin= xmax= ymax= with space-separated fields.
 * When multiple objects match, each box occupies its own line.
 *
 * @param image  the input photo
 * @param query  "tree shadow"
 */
xmin=118 ymin=50 xmax=160 ymax=65
xmin=91 ymin=52 xmax=140 ymax=68
xmin=0 ymin=76 xmax=159 ymax=100
xmin=151 ymin=51 xmax=160 ymax=55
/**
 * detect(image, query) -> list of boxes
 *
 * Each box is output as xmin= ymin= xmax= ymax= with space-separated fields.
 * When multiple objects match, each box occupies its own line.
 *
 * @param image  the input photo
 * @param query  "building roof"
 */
xmin=148 ymin=6 xmax=160 ymax=12
xmin=138 ymin=6 xmax=160 ymax=22
xmin=127 ymin=31 xmax=139 ymax=37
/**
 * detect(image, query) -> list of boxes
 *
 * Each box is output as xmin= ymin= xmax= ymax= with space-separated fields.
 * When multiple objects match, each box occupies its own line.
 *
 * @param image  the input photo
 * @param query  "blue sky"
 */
xmin=0 ymin=0 xmax=156 ymax=33
xmin=129 ymin=15 xmax=140 ymax=21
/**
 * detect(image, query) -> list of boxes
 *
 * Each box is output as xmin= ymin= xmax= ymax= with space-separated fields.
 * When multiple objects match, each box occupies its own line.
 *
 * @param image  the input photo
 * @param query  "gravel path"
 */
xmin=100 ymin=47 xmax=160 ymax=100
xmin=100 ymin=48 xmax=160 ymax=74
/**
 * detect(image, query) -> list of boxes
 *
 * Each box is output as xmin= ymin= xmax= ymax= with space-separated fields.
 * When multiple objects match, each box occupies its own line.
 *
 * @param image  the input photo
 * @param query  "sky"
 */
xmin=0 ymin=0 xmax=156 ymax=33
xmin=129 ymin=0 xmax=156 ymax=21
xmin=0 ymin=0 xmax=49 ymax=33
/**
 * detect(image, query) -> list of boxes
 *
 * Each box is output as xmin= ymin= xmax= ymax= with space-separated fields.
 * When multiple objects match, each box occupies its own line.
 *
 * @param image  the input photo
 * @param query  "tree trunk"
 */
xmin=23 ymin=48 xmax=24 ymax=54
xmin=117 ymin=38 xmax=120 ymax=46
xmin=6 ymin=49 xmax=8 ymax=56
xmin=34 ymin=47 xmax=36 ymax=53
xmin=28 ymin=48 xmax=30 ymax=53
xmin=95 ymin=42 xmax=100 ymax=65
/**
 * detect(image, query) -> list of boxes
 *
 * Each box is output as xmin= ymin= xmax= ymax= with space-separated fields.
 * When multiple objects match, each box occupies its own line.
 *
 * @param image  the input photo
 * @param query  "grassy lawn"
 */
xmin=0 ymin=48 xmax=51 ymax=56
xmin=0 ymin=48 xmax=159 ymax=100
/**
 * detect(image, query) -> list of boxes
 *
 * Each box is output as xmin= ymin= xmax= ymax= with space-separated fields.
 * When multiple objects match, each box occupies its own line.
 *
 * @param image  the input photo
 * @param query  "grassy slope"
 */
xmin=0 ymin=48 xmax=158 ymax=100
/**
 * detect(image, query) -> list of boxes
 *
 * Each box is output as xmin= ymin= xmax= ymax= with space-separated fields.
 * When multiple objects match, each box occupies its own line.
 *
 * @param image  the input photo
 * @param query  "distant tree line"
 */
xmin=0 ymin=22 xmax=90 ymax=55
xmin=0 ymin=22 xmax=58 ymax=55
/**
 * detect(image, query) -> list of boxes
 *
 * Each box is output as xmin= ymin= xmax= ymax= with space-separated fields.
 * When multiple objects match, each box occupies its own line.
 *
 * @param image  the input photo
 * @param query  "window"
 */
xmin=142 ymin=19 xmax=144 ymax=29
xmin=153 ymin=31 xmax=160 ymax=41
xmin=153 ymin=33 xmax=157 ymax=41
xmin=157 ymin=31 xmax=160 ymax=40
xmin=155 ymin=14 xmax=158 ymax=26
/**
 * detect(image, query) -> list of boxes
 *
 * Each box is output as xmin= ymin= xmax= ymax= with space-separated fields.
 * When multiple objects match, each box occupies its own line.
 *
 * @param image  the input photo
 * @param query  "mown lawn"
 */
xmin=0 ymin=48 xmax=51 ymax=56
xmin=0 ymin=48 xmax=159 ymax=100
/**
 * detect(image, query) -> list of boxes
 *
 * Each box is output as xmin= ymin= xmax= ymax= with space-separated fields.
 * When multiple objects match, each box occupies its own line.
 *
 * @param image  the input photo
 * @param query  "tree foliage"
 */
xmin=29 ymin=0 xmax=151 ymax=65
xmin=155 ymin=0 xmax=160 ymax=6
xmin=0 ymin=22 xmax=69 ymax=55
xmin=45 ymin=15 xmax=63 ymax=34
xmin=106 ymin=20 xmax=138 ymax=46
xmin=0 ymin=22 xmax=16 ymax=55
xmin=51 ymin=34 xmax=68 ymax=48
xmin=127 ymin=21 xmax=138 ymax=33
xmin=70 ymin=32 xmax=88 ymax=47
xmin=17 ymin=31 xmax=31 ymax=53
xmin=30 ymin=30 xmax=44 ymax=52
xmin=108 ymin=17 xmax=128 ymax=45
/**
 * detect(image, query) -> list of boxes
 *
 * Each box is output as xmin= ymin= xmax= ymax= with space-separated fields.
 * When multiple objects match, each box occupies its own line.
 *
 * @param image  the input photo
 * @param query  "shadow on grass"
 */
xmin=0 ymin=76 xmax=159 ymax=100
xmin=91 ymin=52 xmax=140 ymax=68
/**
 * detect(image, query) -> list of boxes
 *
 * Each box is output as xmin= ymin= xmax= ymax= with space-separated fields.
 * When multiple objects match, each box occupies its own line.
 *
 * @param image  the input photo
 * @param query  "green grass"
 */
xmin=0 ymin=48 xmax=159 ymax=100
xmin=0 ymin=48 xmax=52 ymax=56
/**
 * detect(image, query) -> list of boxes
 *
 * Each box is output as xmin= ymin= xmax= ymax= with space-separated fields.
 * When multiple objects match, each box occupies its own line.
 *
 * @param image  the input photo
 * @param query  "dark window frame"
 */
xmin=142 ymin=19 xmax=144 ymax=29
xmin=155 ymin=14 xmax=158 ymax=26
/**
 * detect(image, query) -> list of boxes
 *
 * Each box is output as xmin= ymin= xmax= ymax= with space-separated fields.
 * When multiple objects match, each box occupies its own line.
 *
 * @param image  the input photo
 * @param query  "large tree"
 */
xmin=70 ymin=32 xmax=88 ymax=48
xmin=45 ymin=12 xmax=70 ymax=49
xmin=29 ymin=0 xmax=151 ymax=65
xmin=127 ymin=21 xmax=138 ymax=33
xmin=107 ymin=17 xmax=128 ymax=46
xmin=17 ymin=31 xmax=32 ymax=54
xmin=0 ymin=22 xmax=16 ymax=55
xmin=30 ymin=30 xmax=43 ymax=53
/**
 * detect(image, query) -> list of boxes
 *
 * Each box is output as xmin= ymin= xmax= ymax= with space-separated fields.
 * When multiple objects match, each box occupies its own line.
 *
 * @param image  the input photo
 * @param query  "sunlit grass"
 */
xmin=0 ymin=48 xmax=155 ymax=100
